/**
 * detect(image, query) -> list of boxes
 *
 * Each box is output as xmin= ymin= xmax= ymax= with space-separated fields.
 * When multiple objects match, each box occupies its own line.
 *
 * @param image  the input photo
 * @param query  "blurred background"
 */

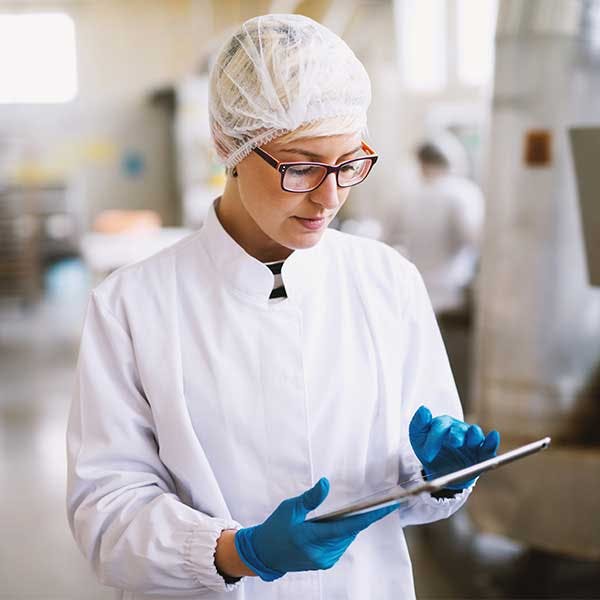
xmin=1 ymin=0 xmax=599 ymax=598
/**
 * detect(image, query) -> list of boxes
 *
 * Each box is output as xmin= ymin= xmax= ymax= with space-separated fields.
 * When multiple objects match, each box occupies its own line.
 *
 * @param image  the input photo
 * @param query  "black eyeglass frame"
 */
xmin=252 ymin=141 xmax=379 ymax=193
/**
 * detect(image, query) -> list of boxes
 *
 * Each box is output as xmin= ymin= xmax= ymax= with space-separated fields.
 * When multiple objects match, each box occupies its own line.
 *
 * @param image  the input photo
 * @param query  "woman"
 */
xmin=67 ymin=14 xmax=499 ymax=600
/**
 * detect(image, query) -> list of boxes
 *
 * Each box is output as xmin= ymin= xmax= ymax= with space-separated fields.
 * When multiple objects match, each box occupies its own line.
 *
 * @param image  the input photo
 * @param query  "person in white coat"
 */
xmin=388 ymin=137 xmax=485 ymax=409
xmin=66 ymin=14 xmax=499 ymax=600
xmin=390 ymin=136 xmax=485 ymax=315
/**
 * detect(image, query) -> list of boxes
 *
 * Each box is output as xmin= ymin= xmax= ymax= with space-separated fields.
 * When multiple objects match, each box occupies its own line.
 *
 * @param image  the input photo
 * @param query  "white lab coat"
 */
xmin=67 ymin=200 xmax=470 ymax=600
xmin=389 ymin=174 xmax=484 ymax=313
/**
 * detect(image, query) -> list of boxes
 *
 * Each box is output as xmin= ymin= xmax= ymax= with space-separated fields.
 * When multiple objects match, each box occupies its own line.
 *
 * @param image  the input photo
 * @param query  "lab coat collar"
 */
xmin=199 ymin=199 xmax=324 ymax=306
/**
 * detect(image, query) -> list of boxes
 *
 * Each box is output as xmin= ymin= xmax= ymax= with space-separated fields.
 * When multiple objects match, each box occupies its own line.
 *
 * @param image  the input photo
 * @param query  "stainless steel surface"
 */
xmin=569 ymin=127 xmax=600 ymax=286
xmin=473 ymin=0 xmax=600 ymax=442
xmin=471 ymin=0 xmax=600 ymax=560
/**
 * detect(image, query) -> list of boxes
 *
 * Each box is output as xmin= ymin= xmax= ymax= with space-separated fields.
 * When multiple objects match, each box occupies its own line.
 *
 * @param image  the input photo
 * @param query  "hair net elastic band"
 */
xmin=223 ymin=108 xmax=368 ymax=168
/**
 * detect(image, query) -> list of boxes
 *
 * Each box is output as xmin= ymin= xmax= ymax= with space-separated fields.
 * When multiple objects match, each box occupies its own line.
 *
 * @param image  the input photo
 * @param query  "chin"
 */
xmin=286 ymin=231 xmax=325 ymax=250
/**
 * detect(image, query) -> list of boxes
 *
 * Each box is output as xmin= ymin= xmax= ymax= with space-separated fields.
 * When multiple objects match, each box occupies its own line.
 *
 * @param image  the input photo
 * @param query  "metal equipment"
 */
xmin=470 ymin=0 xmax=600 ymax=560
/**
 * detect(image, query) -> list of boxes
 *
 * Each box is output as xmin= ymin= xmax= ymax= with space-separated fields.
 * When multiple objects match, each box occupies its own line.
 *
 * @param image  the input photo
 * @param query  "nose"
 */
xmin=308 ymin=172 xmax=341 ymax=210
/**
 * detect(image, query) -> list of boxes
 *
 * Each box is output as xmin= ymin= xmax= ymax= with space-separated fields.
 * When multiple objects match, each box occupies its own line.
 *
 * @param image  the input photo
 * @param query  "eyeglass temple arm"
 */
xmin=253 ymin=146 xmax=280 ymax=169
xmin=361 ymin=141 xmax=376 ymax=155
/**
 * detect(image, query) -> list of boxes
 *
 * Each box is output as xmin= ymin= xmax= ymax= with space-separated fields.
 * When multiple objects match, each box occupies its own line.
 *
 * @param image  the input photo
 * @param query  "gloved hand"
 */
xmin=234 ymin=477 xmax=398 ymax=581
xmin=409 ymin=405 xmax=500 ymax=490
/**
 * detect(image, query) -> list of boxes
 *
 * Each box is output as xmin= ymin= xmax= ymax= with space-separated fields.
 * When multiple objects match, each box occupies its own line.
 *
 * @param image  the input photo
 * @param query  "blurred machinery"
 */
xmin=469 ymin=0 xmax=600 ymax=562
xmin=0 ymin=186 xmax=41 ymax=305
xmin=0 ymin=182 xmax=80 ymax=305
xmin=416 ymin=3 xmax=600 ymax=597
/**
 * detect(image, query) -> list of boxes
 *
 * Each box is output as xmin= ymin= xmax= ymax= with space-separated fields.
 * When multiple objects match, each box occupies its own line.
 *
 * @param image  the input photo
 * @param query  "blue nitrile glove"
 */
xmin=409 ymin=405 xmax=500 ymax=491
xmin=234 ymin=477 xmax=398 ymax=582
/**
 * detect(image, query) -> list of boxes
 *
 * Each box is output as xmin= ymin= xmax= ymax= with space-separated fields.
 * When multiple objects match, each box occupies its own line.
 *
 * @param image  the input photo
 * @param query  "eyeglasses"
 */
xmin=253 ymin=141 xmax=378 ymax=193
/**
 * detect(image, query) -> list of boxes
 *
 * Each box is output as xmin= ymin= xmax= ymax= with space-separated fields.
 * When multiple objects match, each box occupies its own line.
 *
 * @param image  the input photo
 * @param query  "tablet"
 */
xmin=307 ymin=437 xmax=551 ymax=522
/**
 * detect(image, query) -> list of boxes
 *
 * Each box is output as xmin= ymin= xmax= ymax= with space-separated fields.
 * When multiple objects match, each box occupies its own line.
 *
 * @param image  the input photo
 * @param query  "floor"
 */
xmin=0 ymin=260 xmax=115 ymax=599
xmin=1 ymin=259 xmax=599 ymax=600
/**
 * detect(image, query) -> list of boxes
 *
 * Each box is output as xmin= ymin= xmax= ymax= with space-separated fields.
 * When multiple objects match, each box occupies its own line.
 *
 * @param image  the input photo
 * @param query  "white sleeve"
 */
xmin=452 ymin=184 xmax=484 ymax=248
xmin=395 ymin=263 xmax=473 ymax=527
xmin=66 ymin=292 xmax=242 ymax=595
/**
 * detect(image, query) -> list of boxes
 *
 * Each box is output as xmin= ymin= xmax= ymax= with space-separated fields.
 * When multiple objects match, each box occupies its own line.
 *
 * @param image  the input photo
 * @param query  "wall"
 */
xmin=0 ymin=0 xmax=215 ymax=226
xmin=0 ymin=0 xmax=495 ymax=227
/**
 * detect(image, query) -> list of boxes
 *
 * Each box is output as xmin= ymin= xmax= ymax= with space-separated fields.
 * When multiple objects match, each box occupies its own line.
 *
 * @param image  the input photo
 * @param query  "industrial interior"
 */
xmin=1 ymin=0 xmax=599 ymax=598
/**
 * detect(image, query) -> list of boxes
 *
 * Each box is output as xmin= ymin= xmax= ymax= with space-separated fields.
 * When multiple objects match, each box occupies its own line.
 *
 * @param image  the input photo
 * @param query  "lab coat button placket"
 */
xmin=261 ymin=309 xmax=312 ymax=498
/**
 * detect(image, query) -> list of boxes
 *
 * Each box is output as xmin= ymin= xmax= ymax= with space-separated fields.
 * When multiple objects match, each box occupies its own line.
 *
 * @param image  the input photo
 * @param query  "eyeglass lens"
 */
xmin=283 ymin=158 xmax=373 ymax=192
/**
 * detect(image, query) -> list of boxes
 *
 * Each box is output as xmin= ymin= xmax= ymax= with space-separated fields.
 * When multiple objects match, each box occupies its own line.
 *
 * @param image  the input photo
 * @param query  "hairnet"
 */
xmin=209 ymin=14 xmax=371 ymax=167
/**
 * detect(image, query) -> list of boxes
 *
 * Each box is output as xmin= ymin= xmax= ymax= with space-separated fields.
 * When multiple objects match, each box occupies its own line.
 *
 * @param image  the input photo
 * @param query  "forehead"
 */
xmin=268 ymin=133 xmax=363 ymax=160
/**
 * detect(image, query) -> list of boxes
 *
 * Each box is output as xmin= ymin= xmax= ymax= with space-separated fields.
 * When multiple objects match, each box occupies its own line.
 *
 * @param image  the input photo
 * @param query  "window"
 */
xmin=394 ymin=0 xmax=498 ymax=92
xmin=396 ymin=0 xmax=447 ymax=92
xmin=457 ymin=0 xmax=498 ymax=87
xmin=0 ymin=12 xmax=78 ymax=104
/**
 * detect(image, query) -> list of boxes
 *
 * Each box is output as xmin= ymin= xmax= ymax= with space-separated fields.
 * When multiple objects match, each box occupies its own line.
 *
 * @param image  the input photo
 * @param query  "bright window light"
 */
xmin=457 ymin=0 xmax=498 ymax=87
xmin=0 ymin=13 xmax=78 ymax=103
xmin=397 ymin=0 xmax=447 ymax=92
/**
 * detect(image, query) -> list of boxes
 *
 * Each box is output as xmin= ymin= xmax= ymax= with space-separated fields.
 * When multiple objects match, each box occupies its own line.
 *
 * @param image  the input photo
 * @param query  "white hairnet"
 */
xmin=209 ymin=14 xmax=371 ymax=167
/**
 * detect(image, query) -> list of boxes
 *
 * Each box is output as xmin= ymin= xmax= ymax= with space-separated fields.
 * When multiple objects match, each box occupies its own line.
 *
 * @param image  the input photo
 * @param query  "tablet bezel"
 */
xmin=307 ymin=437 xmax=551 ymax=522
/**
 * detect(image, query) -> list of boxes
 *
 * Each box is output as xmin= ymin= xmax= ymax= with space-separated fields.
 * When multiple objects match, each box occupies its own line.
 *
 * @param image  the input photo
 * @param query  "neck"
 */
xmin=216 ymin=179 xmax=294 ymax=263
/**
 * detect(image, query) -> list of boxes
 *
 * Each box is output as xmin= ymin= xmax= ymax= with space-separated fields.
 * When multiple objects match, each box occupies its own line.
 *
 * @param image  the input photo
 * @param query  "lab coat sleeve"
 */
xmin=66 ymin=291 xmax=242 ymax=595
xmin=452 ymin=184 xmax=484 ymax=248
xmin=395 ymin=262 xmax=473 ymax=527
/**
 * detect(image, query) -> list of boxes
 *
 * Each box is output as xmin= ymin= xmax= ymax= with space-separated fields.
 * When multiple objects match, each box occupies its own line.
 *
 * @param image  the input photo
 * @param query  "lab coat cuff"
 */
xmin=183 ymin=517 xmax=243 ymax=592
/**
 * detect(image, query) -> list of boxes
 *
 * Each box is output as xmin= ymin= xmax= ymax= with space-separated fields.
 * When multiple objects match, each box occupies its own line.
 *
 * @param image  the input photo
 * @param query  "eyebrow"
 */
xmin=276 ymin=144 xmax=363 ymax=161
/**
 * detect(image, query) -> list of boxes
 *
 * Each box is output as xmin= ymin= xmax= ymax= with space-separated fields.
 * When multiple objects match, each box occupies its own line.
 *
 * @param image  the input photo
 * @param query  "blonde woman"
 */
xmin=67 ymin=14 xmax=499 ymax=600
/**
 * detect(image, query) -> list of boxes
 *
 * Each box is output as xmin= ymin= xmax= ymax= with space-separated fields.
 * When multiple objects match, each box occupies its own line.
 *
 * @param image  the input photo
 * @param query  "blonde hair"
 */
xmin=274 ymin=117 xmax=368 ymax=145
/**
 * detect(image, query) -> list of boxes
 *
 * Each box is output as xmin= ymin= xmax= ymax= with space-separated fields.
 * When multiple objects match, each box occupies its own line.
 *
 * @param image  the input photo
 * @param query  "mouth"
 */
xmin=293 ymin=215 xmax=328 ymax=231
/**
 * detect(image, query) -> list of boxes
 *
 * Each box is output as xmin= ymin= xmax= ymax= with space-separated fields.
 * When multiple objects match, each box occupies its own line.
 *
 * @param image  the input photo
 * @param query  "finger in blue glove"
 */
xmin=409 ymin=405 xmax=500 ymax=491
xmin=234 ymin=477 xmax=399 ymax=582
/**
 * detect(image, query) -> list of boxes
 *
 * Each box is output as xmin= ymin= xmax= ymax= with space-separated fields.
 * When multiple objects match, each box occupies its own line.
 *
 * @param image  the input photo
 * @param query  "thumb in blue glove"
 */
xmin=409 ymin=405 xmax=500 ymax=490
xmin=234 ymin=477 xmax=399 ymax=581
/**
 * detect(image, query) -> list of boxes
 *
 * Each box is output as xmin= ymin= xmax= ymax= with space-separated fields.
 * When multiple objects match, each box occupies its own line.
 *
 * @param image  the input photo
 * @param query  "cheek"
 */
xmin=239 ymin=175 xmax=281 ymax=217
xmin=336 ymin=189 xmax=352 ymax=209
xmin=249 ymin=189 xmax=304 ymax=234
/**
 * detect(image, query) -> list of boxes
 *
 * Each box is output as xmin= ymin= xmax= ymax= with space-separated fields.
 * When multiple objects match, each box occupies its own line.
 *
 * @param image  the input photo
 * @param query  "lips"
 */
xmin=294 ymin=215 xmax=327 ymax=231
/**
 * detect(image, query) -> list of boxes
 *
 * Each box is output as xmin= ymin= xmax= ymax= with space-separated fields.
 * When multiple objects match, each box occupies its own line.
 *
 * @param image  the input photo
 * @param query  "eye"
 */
xmin=287 ymin=165 xmax=318 ymax=177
